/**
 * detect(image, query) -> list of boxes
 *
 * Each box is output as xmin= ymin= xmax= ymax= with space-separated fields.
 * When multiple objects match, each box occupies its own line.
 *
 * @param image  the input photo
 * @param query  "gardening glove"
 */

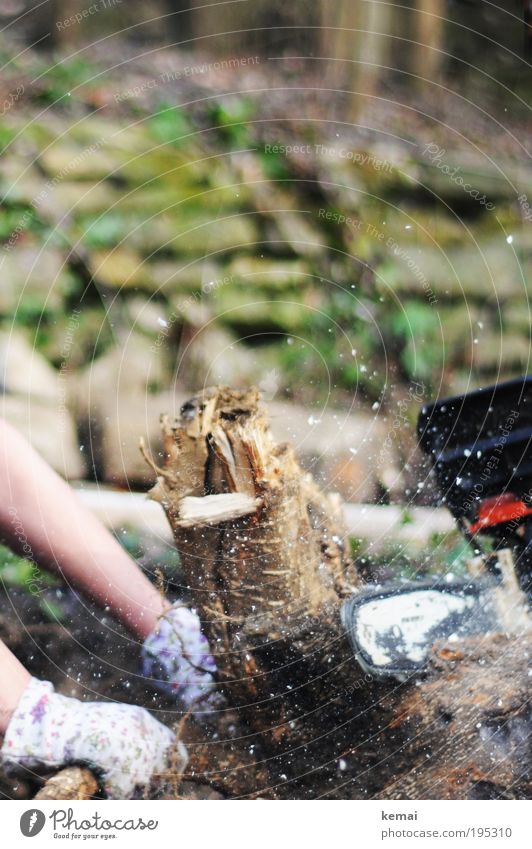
xmin=0 ymin=677 xmax=186 ymax=799
xmin=141 ymin=604 xmax=217 ymax=707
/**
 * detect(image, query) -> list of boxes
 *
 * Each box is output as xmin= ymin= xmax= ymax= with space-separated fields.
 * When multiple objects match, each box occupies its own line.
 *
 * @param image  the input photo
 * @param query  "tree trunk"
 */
xmin=413 ymin=0 xmax=445 ymax=85
xmin=148 ymin=386 xmax=532 ymax=799
xmin=320 ymin=0 xmax=393 ymax=120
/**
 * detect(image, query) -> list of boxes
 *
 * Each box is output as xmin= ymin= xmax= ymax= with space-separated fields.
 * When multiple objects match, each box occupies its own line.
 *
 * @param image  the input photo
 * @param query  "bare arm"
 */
xmin=0 ymin=639 xmax=31 ymax=735
xmin=0 ymin=419 xmax=168 ymax=640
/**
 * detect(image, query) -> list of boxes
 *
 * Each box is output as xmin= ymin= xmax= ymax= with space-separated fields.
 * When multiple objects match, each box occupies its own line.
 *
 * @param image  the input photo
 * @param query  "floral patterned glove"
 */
xmin=141 ymin=605 xmax=217 ymax=707
xmin=0 ymin=678 xmax=185 ymax=799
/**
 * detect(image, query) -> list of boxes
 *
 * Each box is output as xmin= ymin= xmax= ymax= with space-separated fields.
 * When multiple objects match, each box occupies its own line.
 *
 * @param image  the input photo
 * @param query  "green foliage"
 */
xmin=116 ymin=527 xmax=143 ymax=559
xmin=354 ymin=544 xmax=419 ymax=581
xmin=8 ymin=294 xmax=56 ymax=326
xmin=0 ymin=544 xmax=56 ymax=591
xmin=208 ymin=97 xmax=255 ymax=149
xmin=115 ymin=526 xmax=182 ymax=575
xmin=148 ymin=105 xmax=192 ymax=147
xmin=383 ymin=299 xmax=441 ymax=384
xmin=0 ymin=124 xmax=16 ymax=155
xmin=352 ymin=528 xmax=470 ymax=583
xmin=80 ymin=211 xmax=130 ymax=248
xmin=269 ymin=280 xmax=384 ymax=400
xmin=438 ymin=534 xmax=473 ymax=574
xmin=36 ymin=55 xmax=98 ymax=106
xmin=349 ymin=537 xmax=364 ymax=558
xmin=40 ymin=596 xmax=66 ymax=623
xmin=0 ymin=205 xmax=36 ymax=240
xmin=260 ymin=147 xmax=292 ymax=181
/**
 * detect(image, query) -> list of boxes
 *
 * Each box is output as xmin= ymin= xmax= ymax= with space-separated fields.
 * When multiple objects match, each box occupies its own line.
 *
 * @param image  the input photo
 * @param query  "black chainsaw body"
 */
xmin=418 ymin=375 xmax=532 ymax=593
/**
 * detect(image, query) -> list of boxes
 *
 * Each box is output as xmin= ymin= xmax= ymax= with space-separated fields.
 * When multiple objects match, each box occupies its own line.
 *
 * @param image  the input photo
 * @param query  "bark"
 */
xmin=150 ymin=385 xmax=532 ymax=799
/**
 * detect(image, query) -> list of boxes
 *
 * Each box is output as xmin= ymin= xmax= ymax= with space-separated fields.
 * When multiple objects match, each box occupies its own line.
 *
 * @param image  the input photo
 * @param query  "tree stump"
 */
xmin=150 ymin=386 xmax=531 ymax=799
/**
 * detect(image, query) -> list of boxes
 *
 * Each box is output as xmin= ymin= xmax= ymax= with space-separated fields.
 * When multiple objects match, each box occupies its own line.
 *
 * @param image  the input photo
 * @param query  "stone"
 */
xmin=269 ymin=210 xmax=325 ymax=258
xmin=117 ymin=214 xmax=176 ymax=253
xmin=48 ymin=181 xmax=118 ymax=215
xmin=97 ymin=390 xmax=180 ymax=487
xmin=470 ymin=331 xmax=531 ymax=371
xmin=39 ymin=142 xmax=122 ymax=181
xmin=267 ymin=400 xmax=403 ymax=503
xmin=417 ymin=154 xmax=532 ymax=202
xmin=0 ymin=330 xmax=58 ymax=400
xmin=167 ymin=214 xmax=259 ymax=256
xmin=208 ymin=290 xmax=310 ymax=330
xmin=178 ymin=326 xmax=281 ymax=390
xmin=114 ymin=186 xmax=199 ymax=215
xmin=149 ymin=259 xmax=221 ymax=294
xmin=89 ymin=248 xmax=148 ymax=288
xmin=0 ymin=158 xmax=45 ymax=206
xmin=1 ymin=395 xmax=84 ymax=481
xmin=70 ymin=334 xmax=170 ymax=486
xmin=503 ymin=299 xmax=532 ymax=334
xmin=376 ymin=240 xmax=532 ymax=299
xmin=126 ymin=296 xmax=171 ymax=336
xmin=118 ymin=150 xmax=209 ymax=186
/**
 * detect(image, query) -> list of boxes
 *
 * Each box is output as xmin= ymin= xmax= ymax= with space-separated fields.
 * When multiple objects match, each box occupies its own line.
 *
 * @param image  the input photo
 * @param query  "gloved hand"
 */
xmin=142 ymin=605 xmax=217 ymax=707
xmin=0 ymin=678 xmax=185 ymax=799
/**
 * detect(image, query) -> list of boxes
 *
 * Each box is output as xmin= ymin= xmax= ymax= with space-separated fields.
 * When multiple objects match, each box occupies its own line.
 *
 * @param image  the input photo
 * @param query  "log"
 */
xmin=151 ymin=386 xmax=532 ymax=799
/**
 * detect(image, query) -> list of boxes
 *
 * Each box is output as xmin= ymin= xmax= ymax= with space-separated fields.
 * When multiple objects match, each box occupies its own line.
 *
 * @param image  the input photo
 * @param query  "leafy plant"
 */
xmin=79 ymin=211 xmax=131 ymax=249
xmin=35 ymin=56 xmax=98 ymax=106
xmin=148 ymin=104 xmax=192 ymax=147
xmin=208 ymin=97 xmax=255 ymax=149
xmin=383 ymin=299 xmax=441 ymax=384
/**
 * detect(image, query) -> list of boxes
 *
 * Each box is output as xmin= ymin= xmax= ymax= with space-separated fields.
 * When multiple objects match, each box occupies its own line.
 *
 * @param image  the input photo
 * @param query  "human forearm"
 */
xmin=0 ymin=419 xmax=167 ymax=639
xmin=0 ymin=640 xmax=31 ymax=735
